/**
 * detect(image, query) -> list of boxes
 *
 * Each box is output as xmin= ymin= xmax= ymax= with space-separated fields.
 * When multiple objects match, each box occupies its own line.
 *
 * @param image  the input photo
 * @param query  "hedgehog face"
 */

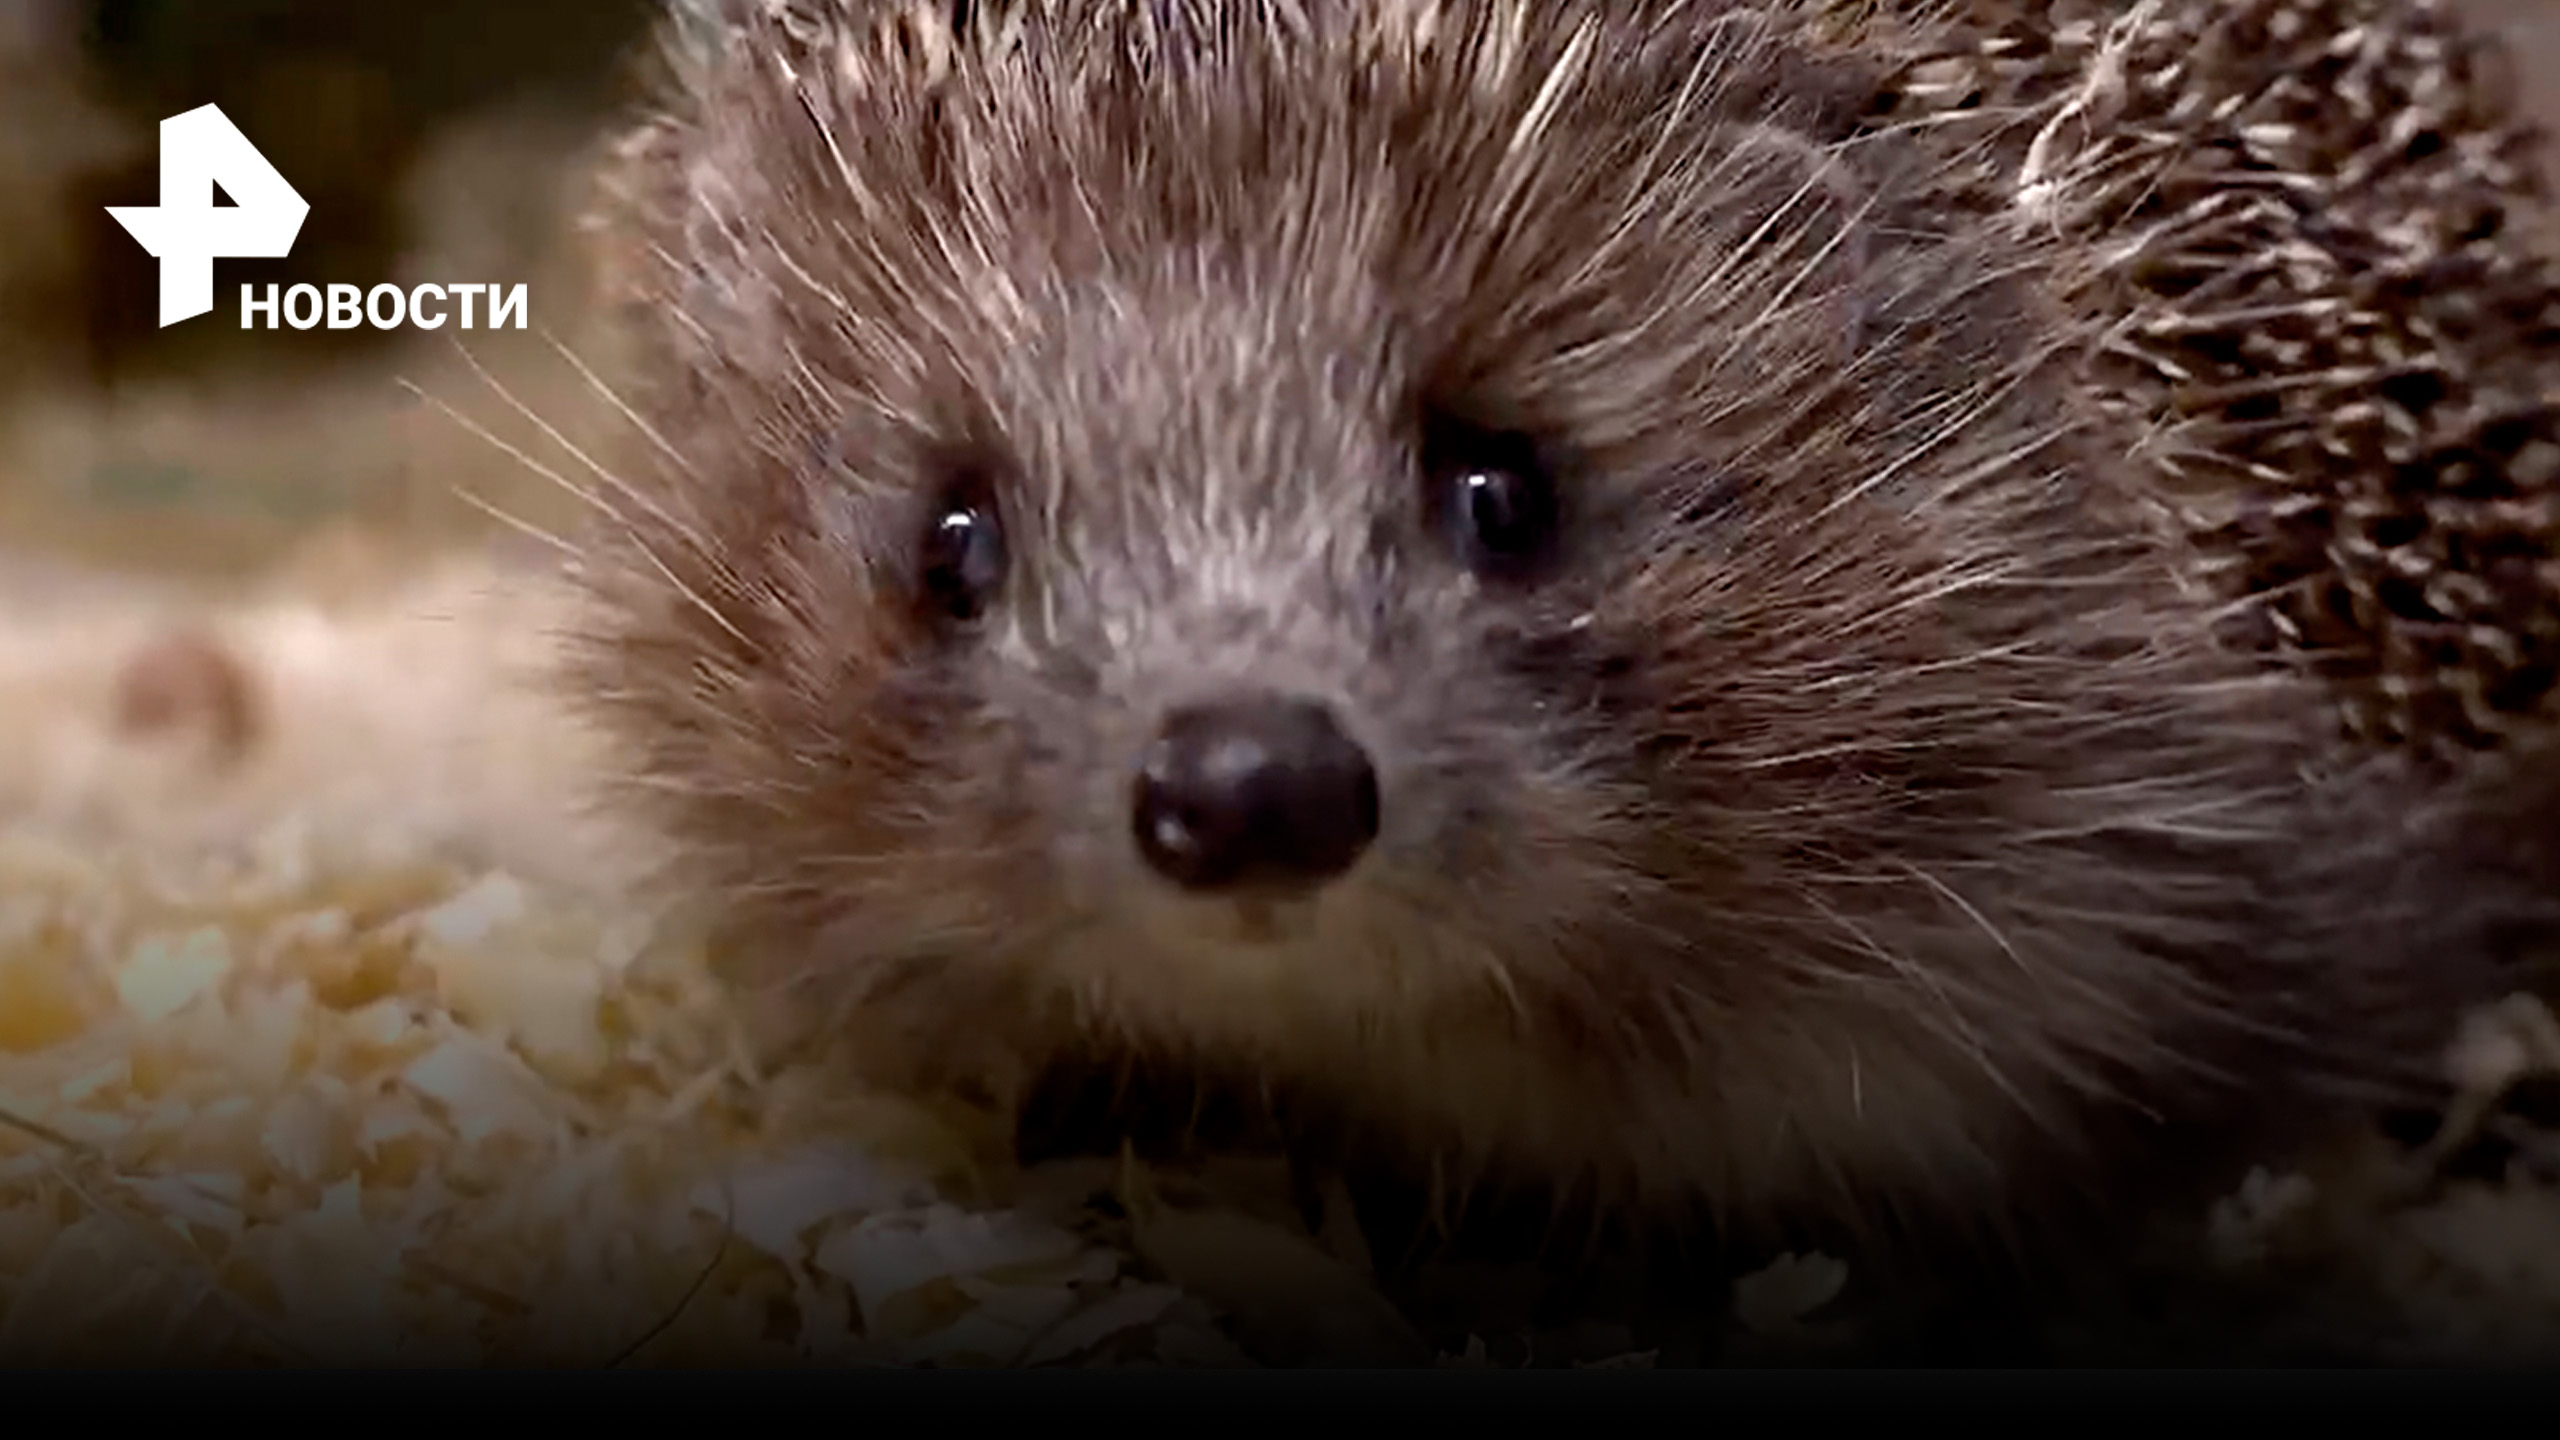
xmin=572 ymin=1 xmax=2495 ymax=1229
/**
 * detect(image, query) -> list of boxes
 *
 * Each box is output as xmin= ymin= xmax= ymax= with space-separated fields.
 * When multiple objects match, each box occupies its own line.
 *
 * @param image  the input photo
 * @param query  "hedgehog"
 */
xmin=557 ymin=0 xmax=2560 ymax=1359
xmin=1869 ymin=0 xmax=2560 ymax=765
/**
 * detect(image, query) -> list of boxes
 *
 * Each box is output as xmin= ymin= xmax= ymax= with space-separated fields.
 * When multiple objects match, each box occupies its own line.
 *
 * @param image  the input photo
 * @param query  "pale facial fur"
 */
xmin=571 ymin=0 xmax=2520 ymax=1251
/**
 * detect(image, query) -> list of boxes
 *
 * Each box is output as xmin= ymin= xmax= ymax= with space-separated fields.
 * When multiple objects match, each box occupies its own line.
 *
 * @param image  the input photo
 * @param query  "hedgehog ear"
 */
xmin=672 ymin=0 xmax=993 ymax=79
xmin=1704 ymin=121 xmax=1879 ymax=360
xmin=878 ymin=0 xmax=986 ymax=79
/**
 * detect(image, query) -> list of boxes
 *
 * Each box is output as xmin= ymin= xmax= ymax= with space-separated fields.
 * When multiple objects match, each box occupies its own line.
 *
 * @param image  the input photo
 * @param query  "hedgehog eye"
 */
xmin=919 ymin=485 xmax=1006 ymax=622
xmin=1425 ymin=416 xmax=1559 ymax=578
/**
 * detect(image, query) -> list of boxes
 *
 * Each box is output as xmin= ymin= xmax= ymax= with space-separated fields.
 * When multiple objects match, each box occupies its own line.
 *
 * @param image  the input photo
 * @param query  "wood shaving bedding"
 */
xmin=0 ymin=554 xmax=1245 ymax=1367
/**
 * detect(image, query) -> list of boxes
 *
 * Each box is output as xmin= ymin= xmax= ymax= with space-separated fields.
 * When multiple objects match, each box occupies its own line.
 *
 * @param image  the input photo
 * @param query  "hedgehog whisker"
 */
xmin=394 ymin=375 xmax=621 ymax=531
xmin=1791 ymin=883 xmax=2044 ymax=1123
xmin=540 ymin=325 xmax=707 ymax=487
xmin=1899 ymin=861 xmax=2030 ymax=980
xmin=447 ymin=484 xmax=582 ymax=559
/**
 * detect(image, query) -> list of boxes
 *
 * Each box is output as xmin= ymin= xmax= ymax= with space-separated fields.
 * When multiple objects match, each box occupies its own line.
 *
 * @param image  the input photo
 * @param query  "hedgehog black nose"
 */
xmin=1132 ymin=695 xmax=1381 ymax=894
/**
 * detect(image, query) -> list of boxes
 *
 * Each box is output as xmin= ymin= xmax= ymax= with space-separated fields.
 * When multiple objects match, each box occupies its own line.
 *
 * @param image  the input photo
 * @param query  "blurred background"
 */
xmin=0 ymin=0 xmax=2554 ymax=599
xmin=0 ymin=0 xmax=665 ymax=598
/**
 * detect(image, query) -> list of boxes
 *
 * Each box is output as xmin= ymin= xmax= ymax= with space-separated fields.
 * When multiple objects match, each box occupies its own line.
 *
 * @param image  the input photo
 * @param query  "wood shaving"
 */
xmin=1732 ymin=1251 xmax=1852 ymax=1336
xmin=1116 ymin=1152 xmax=1431 ymax=1366
xmin=0 ymin=557 xmax=1235 ymax=1367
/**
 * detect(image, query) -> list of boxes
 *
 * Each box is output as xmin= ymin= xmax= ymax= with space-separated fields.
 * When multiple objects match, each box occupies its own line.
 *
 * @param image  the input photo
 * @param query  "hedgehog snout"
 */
xmin=1129 ymin=691 xmax=1382 ymax=896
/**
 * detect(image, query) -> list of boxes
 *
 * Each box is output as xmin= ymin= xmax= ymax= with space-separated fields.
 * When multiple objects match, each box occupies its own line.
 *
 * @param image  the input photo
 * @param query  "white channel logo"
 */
xmin=105 ymin=103 xmax=529 ymax=333
xmin=105 ymin=103 xmax=309 ymax=328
